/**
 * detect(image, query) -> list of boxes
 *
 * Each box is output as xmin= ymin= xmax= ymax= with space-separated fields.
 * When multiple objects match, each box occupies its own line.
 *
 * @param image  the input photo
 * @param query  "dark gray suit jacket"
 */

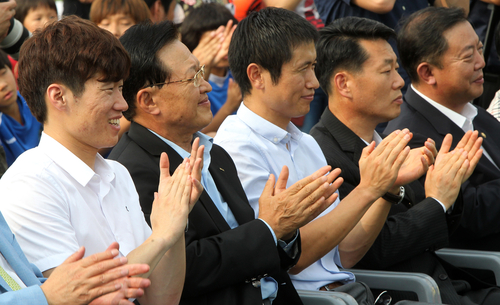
xmin=310 ymin=108 xmax=474 ymax=304
xmin=385 ymin=86 xmax=500 ymax=251
xmin=109 ymin=122 xmax=303 ymax=305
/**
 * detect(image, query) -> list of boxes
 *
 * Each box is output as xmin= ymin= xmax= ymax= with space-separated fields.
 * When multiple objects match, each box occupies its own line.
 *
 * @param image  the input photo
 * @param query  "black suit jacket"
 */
xmin=109 ymin=122 xmax=302 ymax=305
xmin=385 ymin=86 xmax=500 ymax=250
xmin=310 ymin=108 xmax=470 ymax=304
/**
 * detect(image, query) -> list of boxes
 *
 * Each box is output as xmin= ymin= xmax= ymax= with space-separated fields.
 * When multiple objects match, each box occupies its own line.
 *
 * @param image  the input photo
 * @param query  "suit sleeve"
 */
xmin=315 ymin=127 xmax=450 ymax=269
xmin=0 ymin=285 xmax=48 ymax=305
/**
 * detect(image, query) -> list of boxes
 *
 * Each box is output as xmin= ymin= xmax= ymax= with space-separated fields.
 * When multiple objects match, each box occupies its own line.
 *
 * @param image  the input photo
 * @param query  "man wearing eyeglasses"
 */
xmin=109 ymin=21 xmax=339 ymax=305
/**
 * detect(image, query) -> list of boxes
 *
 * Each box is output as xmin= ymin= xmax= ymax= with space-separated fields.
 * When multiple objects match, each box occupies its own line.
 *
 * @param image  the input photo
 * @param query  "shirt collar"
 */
xmin=237 ymin=103 xmax=303 ymax=145
xmin=412 ymin=84 xmax=478 ymax=131
xmin=38 ymin=132 xmax=115 ymax=187
xmin=360 ymin=131 xmax=383 ymax=146
xmin=148 ymin=129 xmax=213 ymax=168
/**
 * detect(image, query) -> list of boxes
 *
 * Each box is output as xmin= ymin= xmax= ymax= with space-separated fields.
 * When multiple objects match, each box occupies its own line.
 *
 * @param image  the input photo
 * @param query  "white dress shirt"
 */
xmin=0 ymin=133 xmax=151 ymax=272
xmin=215 ymin=103 xmax=355 ymax=291
xmin=412 ymin=85 xmax=499 ymax=171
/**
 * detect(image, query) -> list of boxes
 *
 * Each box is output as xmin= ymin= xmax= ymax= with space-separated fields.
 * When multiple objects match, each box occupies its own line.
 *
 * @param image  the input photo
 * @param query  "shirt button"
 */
xmin=273 ymin=137 xmax=278 ymax=143
xmin=438 ymin=274 xmax=448 ymax=281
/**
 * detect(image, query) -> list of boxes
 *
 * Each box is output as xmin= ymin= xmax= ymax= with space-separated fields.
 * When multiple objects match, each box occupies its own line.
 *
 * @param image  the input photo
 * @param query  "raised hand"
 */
xmin=425 ymin=134 xmax=470 ymax=210
xmin=258 ymin=165 xmax=342 ymax=240
xmin=394 ymin=137 xmax=437 ymax=186
xmin=41 ymin=242 xmax=151 ymax=305
xmin=213 ymin=20 xmax=237 ymax=66
xmin=150 ymin=153 xmax=193 ymax=244
xmin=454 ymin=130 xmax=483 ymax=182
xmin=358 ymin=129 xmax=411 ymax=197
xmin=189 ymin=137 xmax=204 ymax=209
xmin=192 ymin=25 xmax=225 ymax=78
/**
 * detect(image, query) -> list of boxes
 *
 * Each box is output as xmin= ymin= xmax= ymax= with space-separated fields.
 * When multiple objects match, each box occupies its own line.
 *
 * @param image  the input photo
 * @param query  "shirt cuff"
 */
xmin=277 ymin=230 xmax=299 ymax=256
xmin=258 ymin=218 xmax=277 ymax=245
xmin=430 ymin=197 xmax=448 ymax=213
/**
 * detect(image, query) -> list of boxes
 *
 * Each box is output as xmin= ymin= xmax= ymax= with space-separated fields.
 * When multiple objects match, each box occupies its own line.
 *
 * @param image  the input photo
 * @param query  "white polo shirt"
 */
xmin=0 ymin=133 xmax=151 ymax=272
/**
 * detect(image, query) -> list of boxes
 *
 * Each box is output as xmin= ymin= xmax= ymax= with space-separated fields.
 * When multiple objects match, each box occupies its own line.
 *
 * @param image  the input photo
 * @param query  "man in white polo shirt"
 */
xmin=0 ymin=16 xmax=201 ymax=305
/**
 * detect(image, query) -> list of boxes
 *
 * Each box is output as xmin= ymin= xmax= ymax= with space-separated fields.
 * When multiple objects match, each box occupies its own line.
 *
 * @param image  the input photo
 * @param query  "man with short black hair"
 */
xmin=385 ymin=7 xmax=500 ymax=252
xmin=310 ymin=16 xmax=494 ymax=304
xmin=110 ymin=20 xmax=337 ymax=305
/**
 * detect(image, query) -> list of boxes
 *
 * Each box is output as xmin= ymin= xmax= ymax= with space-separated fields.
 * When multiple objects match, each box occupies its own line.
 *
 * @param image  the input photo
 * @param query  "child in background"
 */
xmin=90 ymin=0 xmax=151 ymax=38
xmin=181 ymin=3 xmax=240 ymax=136
xmin=0 ymin=50 xmax=42 ymax=166
xmin=15 ymin=0 xmax=58 ymax=33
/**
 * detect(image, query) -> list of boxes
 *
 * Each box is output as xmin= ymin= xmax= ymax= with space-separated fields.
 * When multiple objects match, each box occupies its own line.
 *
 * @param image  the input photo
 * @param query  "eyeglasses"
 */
xmin=145 ymin=65 xmax=205 ymax=89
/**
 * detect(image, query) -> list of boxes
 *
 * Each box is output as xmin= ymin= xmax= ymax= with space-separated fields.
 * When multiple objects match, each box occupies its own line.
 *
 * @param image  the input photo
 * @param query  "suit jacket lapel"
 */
xmin=321 ymin=108 xmax=365 ymax=169
xmin=128 ymin=122 xmax=232 ymax=232
xmin=209 ymin=151 xmax=254 ymax=225
xmin=405 ymin=87 xmax=465 ymax=147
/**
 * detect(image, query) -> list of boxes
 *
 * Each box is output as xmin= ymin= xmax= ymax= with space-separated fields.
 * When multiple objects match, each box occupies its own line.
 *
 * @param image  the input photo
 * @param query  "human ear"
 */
xmin=334 ymin=72 xmax=353 ymax=99
xmin=137 ymin=88 xmax=160 ymax=115
xmin=416 ymin=62 xmax=436 ymax=86
xmin=46 ymin=84 xmax=68 ymax=112
xmin=247 ymin=63 xmax=265 ymax=91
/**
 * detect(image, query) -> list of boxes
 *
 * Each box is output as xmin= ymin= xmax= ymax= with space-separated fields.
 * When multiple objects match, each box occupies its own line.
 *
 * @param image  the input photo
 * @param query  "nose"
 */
xmin=306 ymin=68 xmax=320 ymax=90
xmin=476 ymin=49 xmax=486 ymax=70
xmin=108 ymin=23 xmax=121 ymax=38
xmin=115 ymin=92 xmax=129 ymax=112
xmin=393 ymin=70 xmax=405 ymax=90
xmin=199 ymin=77 xmax=212 ymax=93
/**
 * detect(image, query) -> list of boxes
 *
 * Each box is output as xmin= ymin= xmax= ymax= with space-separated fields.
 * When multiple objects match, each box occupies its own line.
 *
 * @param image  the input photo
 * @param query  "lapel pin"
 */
xmin=481 ymin=132 xmax=486 ymax=138
xmin=219 ymin=167 xmax=225 ymax=172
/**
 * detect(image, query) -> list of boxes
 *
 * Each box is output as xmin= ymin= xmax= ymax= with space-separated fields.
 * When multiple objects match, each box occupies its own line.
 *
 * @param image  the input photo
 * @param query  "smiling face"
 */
xmin=97 ymin=13 xmax=135 ymax=38
xmin=151 ymin=40 xmax=213 ymax=136
xmin=23 ymin=5 xmax=58 ymax=33
xmin=58 ymin=77 xmax=128 ymax=156
xmin=431 ymin=21 xmax=485 ymax=108
xmin=348 ymin=39 xmax=405 ymax=124
xmin=257 ymin=42 xmax=319 ymax=128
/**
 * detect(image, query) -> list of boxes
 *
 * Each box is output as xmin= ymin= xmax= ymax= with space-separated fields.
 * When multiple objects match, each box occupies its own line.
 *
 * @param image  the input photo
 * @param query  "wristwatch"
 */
xmin=382 ymin=186 xmax=405 ymax=205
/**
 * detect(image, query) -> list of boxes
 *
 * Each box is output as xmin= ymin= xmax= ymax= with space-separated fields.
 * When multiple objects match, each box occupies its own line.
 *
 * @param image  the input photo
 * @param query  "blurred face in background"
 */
xmin=23 ymin=5 xmax=58 ymax=33
xmin=97 ymin=13 xmax=135 ymax=38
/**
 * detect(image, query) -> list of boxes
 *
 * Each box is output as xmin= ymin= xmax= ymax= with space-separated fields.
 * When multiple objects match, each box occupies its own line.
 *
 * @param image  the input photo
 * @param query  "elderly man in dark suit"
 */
xmin=109 ymin=21 xmax=339 ymax=305
xmin=309 ymin=16 xmax=498 ymax=304
xmin=384 ymin=7 xmax=500 ymax=252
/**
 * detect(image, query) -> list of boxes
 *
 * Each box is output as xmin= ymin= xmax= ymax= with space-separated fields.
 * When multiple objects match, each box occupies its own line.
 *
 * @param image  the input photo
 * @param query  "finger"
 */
xmin=439 ymin=134 xmax=453 ymax=155
xmin=323 ymin=177 xmax=343 ymax=199
xmin=275 ymin=165 xmax=289 ymax=194
xmin=360 ymin=141 xmax=376 ymax=159
xmin=467 ymin=135 xmax=483 ymax=160
xmin=392 ymin=146 xmax=411 ymax=171
xmin=455 ymin=130 xmax=472 ymax=150
xmin=189 ymin=137 xmax=200 ymax=166
xmin=325 ymin=168 xmax=341 ymax=184
xmin=260 ymin=173 xmax=276 ymax=199
xmin=384 ymin=131 xmax=412 ymax=166
xmin=192 ymin=145 xmax=204 ymax=182
xmin=224 ymin=19 xmax=233 ymax=38
xmin=463 ymin=130 xmax=479 ymax=152
xmin=372 ymin=129 xmax=402 ymax=153
xmin=158 ymin=152 xmax=171 ymax=193
xmin=423 ymin=147 xmax=435 ymax=165
xmin=120 ymin=263 xmax=150 ymax=277
xmin=61 ymin=246 xmax=86 ymax=264
xmin=104 ymin=242 xmax=120 ymax=254
xmin=425 ymin=138 xmax=438 ymax=161
xmin=284 ymin=165 xmax=330 ymax=196
xmin=464 ymin=148 xmax=483 ymax=182
xmin=162 ymin=158 xmax=188 ymax=196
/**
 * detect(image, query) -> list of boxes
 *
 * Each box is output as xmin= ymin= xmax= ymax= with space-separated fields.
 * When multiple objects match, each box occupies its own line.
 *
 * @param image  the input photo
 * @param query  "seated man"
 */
xmin=385 ymin=7 xmax=500 ymax=251
xmin=109 ymin=20 xmax=337 ymax=305
xmin=0 ymin=16 xmax=198 ymax=305
xmin=213 ymin=7 xmax=461 ymax=303
xmin=310 ymin=16 xmax=496 ymax=304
